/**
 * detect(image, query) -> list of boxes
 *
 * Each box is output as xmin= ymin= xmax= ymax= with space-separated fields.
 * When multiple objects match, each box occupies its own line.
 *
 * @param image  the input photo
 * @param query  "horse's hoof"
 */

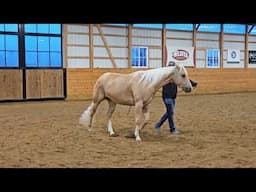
xmin=109 ymin=133 xmax=119 ymax=137
xmin=136 ymin=137 xmax=142 ymax=142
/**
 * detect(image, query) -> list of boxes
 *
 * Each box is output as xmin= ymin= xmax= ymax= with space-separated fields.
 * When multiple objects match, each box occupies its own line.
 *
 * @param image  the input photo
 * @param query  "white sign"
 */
xmin=166 ymin=46 xmax=194 ymax=67
xmin=227 ymin=49 xmax=240 ymax=63
xmin=249 ymin=50 xmax=256 ymax=64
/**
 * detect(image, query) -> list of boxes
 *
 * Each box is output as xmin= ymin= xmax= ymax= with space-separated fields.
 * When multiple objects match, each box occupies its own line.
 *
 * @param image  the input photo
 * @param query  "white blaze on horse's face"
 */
xmin=172 ymin=64 xmax=193 ymax=93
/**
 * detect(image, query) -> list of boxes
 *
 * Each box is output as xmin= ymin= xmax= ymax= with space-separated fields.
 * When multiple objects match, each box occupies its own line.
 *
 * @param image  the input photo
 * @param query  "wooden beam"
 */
xmin=68 ymin=32 xmax=89 ymax=35
xmin=63 ymin=24 xmax=68 ymax=68
xmin=196 ymin=24 xmax=200 ymax=30
xmin=132 ymin=45 xmax=161 ymax=49
xmin=94 ymin=33 xmax=127 ymax=38
xmin=89 ymin=24 xmax=94 ymax=69
xmin=248 ymin=25 xmax=255 ymax=33
xmin=94 ymin=45 xmax=128 ymax=48
xmin=192 ymin=24 xmax=197 ymax=67
xmin=131 ymin=35 xmax=161 ymax=39
xmin=197 ymin=38 xmax=222 ymax=42
xmin=220 ymin=24 xmax=224 ymax=69
xmin=66 ymin=44 xmax=129 ymax=49
xmin=245 ymin=24 xmax=249 ymax=69
xmin=166 ymin=37 xmax=192 ymax=41
xmin=128 ymin=24 xmax=132 ymax=68
xmin=96 ymin=24 xmax=117 ymax=68
xmin=162 ymin=24 xmax=166 ymax=67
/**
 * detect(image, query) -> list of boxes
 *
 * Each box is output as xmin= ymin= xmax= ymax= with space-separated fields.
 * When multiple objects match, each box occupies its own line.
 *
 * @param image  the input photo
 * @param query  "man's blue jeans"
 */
xmin=155 ymin=98 xmax=176 ymax=132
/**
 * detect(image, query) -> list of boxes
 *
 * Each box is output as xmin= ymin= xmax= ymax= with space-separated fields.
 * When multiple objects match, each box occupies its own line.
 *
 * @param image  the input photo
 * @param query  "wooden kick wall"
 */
xmin=26 ymin=69 xmax=64 ymax=99
xmin=0 ymin=69 xmax=23 ymax=100
xmin=67 ymin=68 xmax=256 ymax=100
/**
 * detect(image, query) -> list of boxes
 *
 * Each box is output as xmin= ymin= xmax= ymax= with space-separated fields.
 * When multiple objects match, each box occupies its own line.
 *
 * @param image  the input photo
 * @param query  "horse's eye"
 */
xmin=181 ymin=74 xmax=186 ymax=78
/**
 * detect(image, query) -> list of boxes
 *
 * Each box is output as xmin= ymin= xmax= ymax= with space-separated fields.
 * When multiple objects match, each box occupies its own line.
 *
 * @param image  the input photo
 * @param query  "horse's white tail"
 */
xmin=79 ymin=103 xmax=94 ymax=131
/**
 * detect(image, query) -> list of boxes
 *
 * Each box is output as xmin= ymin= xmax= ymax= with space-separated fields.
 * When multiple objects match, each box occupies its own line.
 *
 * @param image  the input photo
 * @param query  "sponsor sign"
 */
xmin=166 ymin=46 xmax=194 ymax=67
xmin=248 ymin=50 xmax=256 ymax=64
xmin=227 ymin=49 xmax=240 ymax=63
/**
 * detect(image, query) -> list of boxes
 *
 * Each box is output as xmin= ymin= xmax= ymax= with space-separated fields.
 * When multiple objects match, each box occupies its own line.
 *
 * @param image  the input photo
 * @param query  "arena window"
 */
xmin=132 ymin=47 xmax=148 ymax=68
xmin=197 ymin=24 xmax=221 ymax=32
xmin=166 ymin=24 xmax=193 ymax=31
xmin=223 ymin=24 xmax=246 ymax=34
xmin=105 ymin=24 xmax=128 ymax=27
xmin=25 ymin=24 xmax=61 ymax=34
xmin=24 ymin=24 xmax=62 ymax=68
xmin=0 ymin=24 xmax=19 ymax=67
xmin=0 ymin=24 xmax=18 ymax=32
xmin=133 ymin=24 xmax=163 ymax=29
xmin=207 ymin=49 xmax=220 ymax=68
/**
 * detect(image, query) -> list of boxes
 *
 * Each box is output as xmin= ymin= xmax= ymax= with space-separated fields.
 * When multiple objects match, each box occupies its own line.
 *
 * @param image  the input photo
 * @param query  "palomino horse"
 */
xmin=79 ymin=63 xmax=194 ymax=141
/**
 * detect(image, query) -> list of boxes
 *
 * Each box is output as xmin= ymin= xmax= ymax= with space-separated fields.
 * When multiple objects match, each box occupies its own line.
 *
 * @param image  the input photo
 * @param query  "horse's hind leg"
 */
xmin=88 ymin=101 xmax=101 ymax=130
xmin=106 ymin=99 xmax=118 ymax=137
xmin=88 ymin=90 xmax=105 ymax=131
xmin=141 ymin=105 xmax=150 ymax=130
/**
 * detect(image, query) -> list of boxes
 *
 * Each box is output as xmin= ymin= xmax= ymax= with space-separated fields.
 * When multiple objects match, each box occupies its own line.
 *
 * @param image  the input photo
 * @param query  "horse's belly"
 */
xmin=106 ymin=93 xmax=135 ymax=106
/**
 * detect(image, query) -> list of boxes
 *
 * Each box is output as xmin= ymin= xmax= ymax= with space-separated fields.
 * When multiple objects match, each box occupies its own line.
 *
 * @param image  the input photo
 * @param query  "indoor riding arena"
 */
xmin=0 ymin=24 xmax=256 ymax=168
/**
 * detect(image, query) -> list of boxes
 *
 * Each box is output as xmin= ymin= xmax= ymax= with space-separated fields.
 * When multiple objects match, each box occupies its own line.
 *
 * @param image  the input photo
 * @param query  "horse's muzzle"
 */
xmin=183 ymin=87 xmax=192 ymax=93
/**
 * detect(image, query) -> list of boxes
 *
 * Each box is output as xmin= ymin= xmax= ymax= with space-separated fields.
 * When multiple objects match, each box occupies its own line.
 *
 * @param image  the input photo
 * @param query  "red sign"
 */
xmin=172 ymin=49 xmax=189 ymax=61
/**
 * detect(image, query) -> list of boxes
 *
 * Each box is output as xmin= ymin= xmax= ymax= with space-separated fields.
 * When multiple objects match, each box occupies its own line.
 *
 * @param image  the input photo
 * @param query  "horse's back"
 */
xmin=98 ymin=72 xmax=135 ymax=83
xmin=95 ymin=72 xmax=141 ymax=105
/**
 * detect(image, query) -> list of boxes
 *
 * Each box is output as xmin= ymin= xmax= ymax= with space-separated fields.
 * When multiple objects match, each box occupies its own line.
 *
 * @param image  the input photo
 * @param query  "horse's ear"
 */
xmin=175 ymin=63 xmax=181 ymax=72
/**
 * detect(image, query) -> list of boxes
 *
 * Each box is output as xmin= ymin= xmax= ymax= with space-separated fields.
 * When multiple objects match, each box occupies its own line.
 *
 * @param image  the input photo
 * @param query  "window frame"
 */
xmin=131 ymin=46 xmax=149 ymax=68
xmin=0 ymin=24 xmax=63 ymax=69
xmin=24 ymin=24 xmax=63 ymax=69
xmin=0 ymin=24 xmax=20 ymax=68
xmin=206 ymin=49 xmax=220 ymax=68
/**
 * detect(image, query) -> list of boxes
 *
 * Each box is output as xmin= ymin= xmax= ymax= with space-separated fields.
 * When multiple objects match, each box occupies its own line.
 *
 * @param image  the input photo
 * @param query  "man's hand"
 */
xmin=190 ymin=79 xmax=198 ymax=88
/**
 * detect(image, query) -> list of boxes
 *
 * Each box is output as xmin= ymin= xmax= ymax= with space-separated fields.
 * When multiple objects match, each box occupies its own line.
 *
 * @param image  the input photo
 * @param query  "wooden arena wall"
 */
xmin=0 ymin=69 xmax=23 ymax=100
xmin=26 ymin=69 xmax=64 ymax=99
xmin=64 ymin=24 xmax=256 ymax=100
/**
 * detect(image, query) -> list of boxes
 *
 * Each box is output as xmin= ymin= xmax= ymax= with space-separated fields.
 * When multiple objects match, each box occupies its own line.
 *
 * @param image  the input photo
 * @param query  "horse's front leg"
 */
xmin=134 ymin=101 xmax=145 ymax=141
xmin=106 ymin=100 xmax=118 ymax=137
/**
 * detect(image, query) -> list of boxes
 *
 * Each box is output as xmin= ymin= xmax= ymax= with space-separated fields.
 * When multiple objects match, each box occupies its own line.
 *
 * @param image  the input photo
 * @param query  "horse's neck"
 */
xmin=144 ymin=67 xmax=175 ymax=89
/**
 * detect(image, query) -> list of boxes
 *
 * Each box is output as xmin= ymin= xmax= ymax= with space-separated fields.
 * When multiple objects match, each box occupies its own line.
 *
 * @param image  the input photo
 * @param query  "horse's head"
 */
xmin=170 ymin=63 xmax=193 ymax=93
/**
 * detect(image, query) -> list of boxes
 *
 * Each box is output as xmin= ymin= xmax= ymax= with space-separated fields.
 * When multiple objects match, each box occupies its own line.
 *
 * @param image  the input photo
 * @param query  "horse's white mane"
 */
xmin=134 ymin=66 xmax=177 ymax=86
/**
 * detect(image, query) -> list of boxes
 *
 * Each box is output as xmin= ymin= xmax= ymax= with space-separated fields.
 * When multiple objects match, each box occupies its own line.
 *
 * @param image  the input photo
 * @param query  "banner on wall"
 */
xmin=227 ymin=49 xmax=240 ymax=63
xmin=248 ymin=50 xmax=256 ymax=64
xmin=166 ymin=46 xmax=194 ymax=67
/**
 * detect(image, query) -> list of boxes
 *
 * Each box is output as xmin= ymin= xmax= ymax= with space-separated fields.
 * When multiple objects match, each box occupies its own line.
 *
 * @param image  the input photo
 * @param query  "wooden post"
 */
xmin=245 ymin=24 xmax=248 ymax=69
xmin=63 ymin=24 xmax=68 ymax=68
xmin=96 ymin=24 xmax=117 ymax=68
xmin=89 ymin=24 xmax=94 ymax=69
xmin=220 ymin=24 xmax=224 ymax=69
xmin=162 ymin=24 xmax=166 ymax=67
xmin=128 ymin=24 xmax=132 ymax=68
xmin=192 ymin=24 xmax=197 ymax=67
